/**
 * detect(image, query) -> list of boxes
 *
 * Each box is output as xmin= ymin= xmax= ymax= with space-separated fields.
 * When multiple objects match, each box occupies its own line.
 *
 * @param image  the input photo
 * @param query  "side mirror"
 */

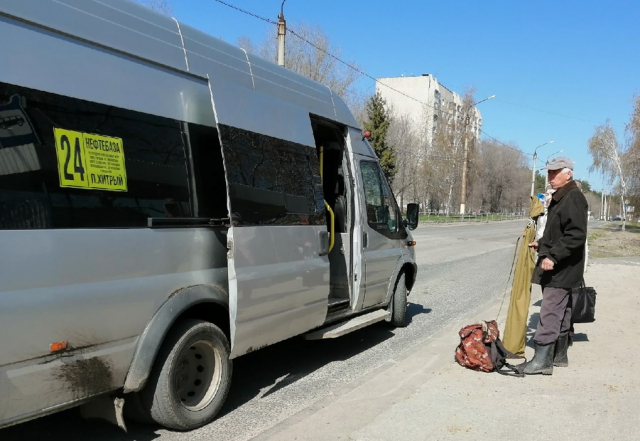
xmin=405 ymin=203 xmax=419 ymax=230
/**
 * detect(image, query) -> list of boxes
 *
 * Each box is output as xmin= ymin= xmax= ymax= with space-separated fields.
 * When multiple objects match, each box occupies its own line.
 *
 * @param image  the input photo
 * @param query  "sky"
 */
xmin=170 ymin=0 xmax=640 ymax=193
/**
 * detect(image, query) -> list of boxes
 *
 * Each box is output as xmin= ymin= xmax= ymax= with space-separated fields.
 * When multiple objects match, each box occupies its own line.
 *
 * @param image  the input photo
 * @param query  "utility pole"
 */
xmin=458 ymin=95 xmax=494 ymax=214
xmin=277 ymin=0 xmax=287 ymax=67
xmin=459 ymin=117 xmax=470 ymax=215
xmin=530 ymin=153 xmax=538 ymax=198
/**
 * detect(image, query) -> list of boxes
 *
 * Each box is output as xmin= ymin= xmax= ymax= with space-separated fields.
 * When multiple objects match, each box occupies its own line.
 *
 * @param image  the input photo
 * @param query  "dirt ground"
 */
xmin=589 ymin=222 xmax=640 ymax=258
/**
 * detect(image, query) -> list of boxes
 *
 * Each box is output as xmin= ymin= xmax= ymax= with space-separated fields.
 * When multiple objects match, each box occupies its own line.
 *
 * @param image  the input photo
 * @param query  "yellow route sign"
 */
xmin=54 ymin=128 xmax=127 ymax=192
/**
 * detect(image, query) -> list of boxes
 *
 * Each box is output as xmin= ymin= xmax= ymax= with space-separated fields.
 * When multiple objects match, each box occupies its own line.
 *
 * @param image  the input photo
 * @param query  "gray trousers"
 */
xmin=534 ymin=286 xmax=572 ymax=345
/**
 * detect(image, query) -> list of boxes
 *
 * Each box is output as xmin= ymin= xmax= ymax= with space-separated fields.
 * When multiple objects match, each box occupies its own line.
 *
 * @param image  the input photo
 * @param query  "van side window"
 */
xmin=360 ymin=161 xmax=398 ymax=233
xmin=0 ymin=81 xmax=191 ymax=229
xmin=218 ymin=124 xmax=325 ymax=226
xmin=186 ymin=123 xmax=228 ymax=219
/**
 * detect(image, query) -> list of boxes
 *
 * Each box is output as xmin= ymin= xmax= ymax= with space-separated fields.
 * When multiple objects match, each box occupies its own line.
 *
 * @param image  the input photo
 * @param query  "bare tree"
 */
xmin=134 ymin=0 xmax=172 ymax=15
xmin=387 ymin=113 xmax=421 ymax=208
xmin=238 ymin=23 xmax=361 ymax=103
xmin=349 ymin=89 xmax=370 ymax=130
xmin=588 ymin=120 xmax=628 ymax=230
xmin=583 ymin=191 xmax=602 ymax=220
xmin=624 ymin=96 xmax=640 ymax=217
xmin=419 ymin=88 xmax=478 ymax=214
xmin=469 ymin=139 xmax=529 ymax=214
xmin=628 ymin=96 xmax=640 ymax=155
xmin=432 ymin=125 xmax=460 ymax=214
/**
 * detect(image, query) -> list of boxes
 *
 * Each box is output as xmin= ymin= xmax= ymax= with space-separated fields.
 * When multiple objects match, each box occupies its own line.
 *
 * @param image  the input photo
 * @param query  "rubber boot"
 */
xmin=554 ymin=334 xmax=569 ymax=367
xmin=523 ymin=342 xmax=555 ymax=375
xmin=568 ymin=325 xmax=574 ymax=347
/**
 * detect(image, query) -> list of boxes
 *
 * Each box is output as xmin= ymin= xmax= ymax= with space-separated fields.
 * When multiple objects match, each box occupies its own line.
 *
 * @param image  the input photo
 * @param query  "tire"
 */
xmin=123 ymin=392 xmax=155 ymax=425
xmin=139 ymin=319 xmax=232 ymax=430
xmin=390 ymin=273 xmax=408 ymax=327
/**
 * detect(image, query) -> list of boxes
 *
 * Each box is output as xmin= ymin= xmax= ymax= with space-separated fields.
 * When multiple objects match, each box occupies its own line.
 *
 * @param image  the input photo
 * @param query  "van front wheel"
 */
xmin=141 ymin=319 xmax=232 ymax=430
xmin=390 ymin=273 xmax=408 ymax=327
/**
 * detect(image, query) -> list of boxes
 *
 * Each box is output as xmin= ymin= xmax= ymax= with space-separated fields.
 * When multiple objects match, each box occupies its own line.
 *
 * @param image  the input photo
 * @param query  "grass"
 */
xmin=588 ymin=221 xmax=640 ymax=258
xmin=418 ymin=214 xmax=524 ymax=223
xmin=623 ymin=222 xmax=640 ymax=232
xmin=588 ymin=230 xmax=606 ymax=242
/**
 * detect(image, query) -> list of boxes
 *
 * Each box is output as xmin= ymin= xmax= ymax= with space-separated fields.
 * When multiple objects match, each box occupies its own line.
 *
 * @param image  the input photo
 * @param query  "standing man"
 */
xmin=521 ymin=157 xmax=588 ymax=375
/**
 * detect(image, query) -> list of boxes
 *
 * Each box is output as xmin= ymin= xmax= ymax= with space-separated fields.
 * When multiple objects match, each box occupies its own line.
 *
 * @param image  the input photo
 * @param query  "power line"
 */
xmin=421 ymin=153 xmax=464 ymax=162
xmin=210 ymin=0 xmax=527 ymax=156
xmin=495 ymin=98 xmax=602 ymax=125
xmin=211 ymin=0 xmax=278 ymax=25
xmin=496 ymin=98 xmax=629 ymax=132
xmin=479 ymin=129 xmax=529 ymax=155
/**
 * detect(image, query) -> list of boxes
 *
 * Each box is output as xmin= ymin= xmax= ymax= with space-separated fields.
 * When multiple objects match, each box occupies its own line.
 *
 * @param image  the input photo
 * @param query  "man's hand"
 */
xmin=528 ymin=241 xmax=539 ymax=250
xmin=540 ymin=257 xmax=555 ymax=271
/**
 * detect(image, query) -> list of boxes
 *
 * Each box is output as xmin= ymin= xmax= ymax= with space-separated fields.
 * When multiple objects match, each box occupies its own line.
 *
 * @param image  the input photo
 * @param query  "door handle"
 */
xmin=318 ymin=230 xmax=330 ymax=256
xmin=362 ymin=232 xmax=368 ymax=248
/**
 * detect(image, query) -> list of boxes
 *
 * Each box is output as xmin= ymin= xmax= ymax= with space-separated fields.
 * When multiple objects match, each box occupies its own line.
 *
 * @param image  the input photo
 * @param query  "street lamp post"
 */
xmin=459 ymin=94 xmax=495 ymax=214
xmin=543 ymin=149 xmax=563 ymax=189
xmin=530 ymin=140 xmax=554 ymax=197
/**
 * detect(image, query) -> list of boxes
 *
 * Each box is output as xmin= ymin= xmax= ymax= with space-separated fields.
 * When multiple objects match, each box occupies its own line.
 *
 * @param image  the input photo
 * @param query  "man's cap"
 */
xmin=545 ymin=156 xmax=574 ymax=171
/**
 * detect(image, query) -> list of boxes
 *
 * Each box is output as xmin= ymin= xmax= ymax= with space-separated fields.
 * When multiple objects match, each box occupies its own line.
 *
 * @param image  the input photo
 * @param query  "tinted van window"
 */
xmin=219 ymin=124 xmax=325 ymax=226
xmin=0 ymin=81 xmax=191 ymax=229
xmin=186 ymin=123 xmax=228 ymax=220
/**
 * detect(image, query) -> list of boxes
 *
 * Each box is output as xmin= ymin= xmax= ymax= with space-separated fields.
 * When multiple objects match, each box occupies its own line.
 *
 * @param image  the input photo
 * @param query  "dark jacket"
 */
xmin=532 ymin=180 xmax=588 ymax=288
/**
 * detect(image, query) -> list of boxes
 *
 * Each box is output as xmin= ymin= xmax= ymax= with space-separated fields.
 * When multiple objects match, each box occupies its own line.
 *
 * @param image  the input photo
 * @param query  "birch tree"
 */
xmin=588 ymin=121 xmax=628 ymax=230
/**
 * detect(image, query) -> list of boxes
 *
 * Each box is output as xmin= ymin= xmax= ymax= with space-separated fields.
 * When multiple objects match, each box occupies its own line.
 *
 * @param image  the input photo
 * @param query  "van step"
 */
xmin=328 ymin=297 xmax=350 ymax=313
xmin=305 ymin=309 xmax=390 ymax=340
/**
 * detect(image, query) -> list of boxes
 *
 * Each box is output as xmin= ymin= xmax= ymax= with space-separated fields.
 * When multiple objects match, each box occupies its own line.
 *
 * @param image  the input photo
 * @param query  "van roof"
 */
xmin=0 ymin=0 xmax=358 ymax=129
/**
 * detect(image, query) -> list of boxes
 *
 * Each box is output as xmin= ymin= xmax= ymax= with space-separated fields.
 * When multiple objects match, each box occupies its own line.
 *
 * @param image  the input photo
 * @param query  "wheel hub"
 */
xmin=174 ymin=340 xmax=222 ymax=411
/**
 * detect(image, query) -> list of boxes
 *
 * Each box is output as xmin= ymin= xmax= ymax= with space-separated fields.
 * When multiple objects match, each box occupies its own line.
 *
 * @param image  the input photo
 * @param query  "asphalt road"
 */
xmin=2 ymin=220 xmax=528 ymax=441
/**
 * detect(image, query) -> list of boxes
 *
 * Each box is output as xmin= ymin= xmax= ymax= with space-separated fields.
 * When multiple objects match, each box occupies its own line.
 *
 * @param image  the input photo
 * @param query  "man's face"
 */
xmin=547 ymin=168 xmax=572 ymax=189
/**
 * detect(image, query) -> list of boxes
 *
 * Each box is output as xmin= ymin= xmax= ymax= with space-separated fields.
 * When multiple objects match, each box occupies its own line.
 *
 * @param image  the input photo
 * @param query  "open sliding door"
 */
xmin=217 ymin=122 xmax=331 ymax=358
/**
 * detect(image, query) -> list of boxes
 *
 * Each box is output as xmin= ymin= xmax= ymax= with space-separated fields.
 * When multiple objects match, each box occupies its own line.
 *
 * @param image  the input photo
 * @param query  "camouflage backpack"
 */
xmin=454 ymin=320 xmax=524 ymax=376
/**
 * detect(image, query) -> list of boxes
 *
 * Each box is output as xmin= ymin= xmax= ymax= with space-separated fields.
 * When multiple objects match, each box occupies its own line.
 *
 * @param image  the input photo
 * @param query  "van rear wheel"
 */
xmin=390 ymin=273 xmax=408 ymax=327
xmin=140 ymin=319 xmax=232 ymax=430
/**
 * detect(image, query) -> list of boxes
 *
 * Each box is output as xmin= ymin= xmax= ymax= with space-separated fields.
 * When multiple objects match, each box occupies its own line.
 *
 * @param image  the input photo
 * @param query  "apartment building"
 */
xmin=376 ymin=74 xmax=482 ymax=145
